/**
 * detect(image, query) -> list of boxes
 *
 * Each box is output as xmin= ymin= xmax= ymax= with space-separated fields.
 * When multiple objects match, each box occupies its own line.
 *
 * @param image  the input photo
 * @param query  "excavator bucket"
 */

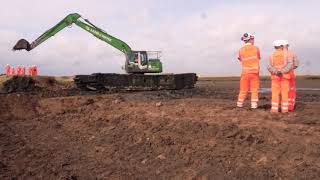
xmin=13 ymin=39 xmax=31 ymax=51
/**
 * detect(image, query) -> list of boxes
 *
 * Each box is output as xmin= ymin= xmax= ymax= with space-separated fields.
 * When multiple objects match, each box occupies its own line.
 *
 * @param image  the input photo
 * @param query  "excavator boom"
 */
xmin=13 ymin=13 xmax=132 ymax=54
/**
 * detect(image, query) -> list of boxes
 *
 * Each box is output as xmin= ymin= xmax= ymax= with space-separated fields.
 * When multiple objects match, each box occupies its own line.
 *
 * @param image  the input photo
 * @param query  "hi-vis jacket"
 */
xmin=268 ymin=50 xmax=293 ymax=79
xmin=238 ymin=43 xmax=261 ymax=74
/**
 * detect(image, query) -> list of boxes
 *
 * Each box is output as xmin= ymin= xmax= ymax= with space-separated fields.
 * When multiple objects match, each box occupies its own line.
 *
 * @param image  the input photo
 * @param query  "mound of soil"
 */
xmin=1 ymin=76 xmax=75 ymax=94
xmin=3 ymin=76 xmax=36 ymax=93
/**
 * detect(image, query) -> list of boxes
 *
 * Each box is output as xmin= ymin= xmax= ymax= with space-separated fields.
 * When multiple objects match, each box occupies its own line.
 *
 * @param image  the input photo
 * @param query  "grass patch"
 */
xmin=54 ymin=76 xmax=74 ymax=87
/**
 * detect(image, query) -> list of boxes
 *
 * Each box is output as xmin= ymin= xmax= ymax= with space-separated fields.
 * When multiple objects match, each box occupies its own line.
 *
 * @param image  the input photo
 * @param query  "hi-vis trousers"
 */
xmin=237 ymin=73 xmax=259 ymax=108
xmin=271 ymin=76 xmax=290 ymax=113
xmin=288 ymin=72 xmax=296 ymax=111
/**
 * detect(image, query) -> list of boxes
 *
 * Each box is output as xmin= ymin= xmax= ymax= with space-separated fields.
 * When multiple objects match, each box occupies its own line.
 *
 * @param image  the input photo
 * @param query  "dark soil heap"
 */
xmin=3 ymin=76 xmax=36 ymax=93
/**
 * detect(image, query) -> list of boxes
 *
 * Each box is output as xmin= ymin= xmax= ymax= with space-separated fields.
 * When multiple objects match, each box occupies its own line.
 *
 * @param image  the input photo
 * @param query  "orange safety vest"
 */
xmin=5 ymin=65 xmax=10 ymax=76
xmin=239 ymin=44 xmax=260 ymax=74
xmin=270 ymin=50 xmax=291 ymax=79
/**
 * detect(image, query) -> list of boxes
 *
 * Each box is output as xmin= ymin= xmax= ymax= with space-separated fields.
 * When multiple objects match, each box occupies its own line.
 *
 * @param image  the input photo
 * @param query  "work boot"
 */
xmin=237 ymin=101 xmax=243 ymax=108
xmin=251 ymin=102 xmax=258 ymax=109
xmin=271 ymin=107 xmax=279 ymax=113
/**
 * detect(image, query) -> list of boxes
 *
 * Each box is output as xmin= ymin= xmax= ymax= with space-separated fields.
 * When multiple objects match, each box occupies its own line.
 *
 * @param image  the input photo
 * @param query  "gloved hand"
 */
xmin=276 ymin=71 xmax=283 ymax=77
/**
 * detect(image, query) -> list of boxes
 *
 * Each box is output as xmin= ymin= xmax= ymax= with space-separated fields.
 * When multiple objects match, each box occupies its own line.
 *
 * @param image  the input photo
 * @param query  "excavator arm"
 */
xmin=13 ymin=13 xmax=132 ymax=54
xmin=13 ymin=12 xmax=164 ymax=74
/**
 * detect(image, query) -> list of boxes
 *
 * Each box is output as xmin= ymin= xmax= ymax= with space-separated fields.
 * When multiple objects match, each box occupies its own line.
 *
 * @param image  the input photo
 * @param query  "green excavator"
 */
xmin=13 ymin=13 xmax=197 ymax=91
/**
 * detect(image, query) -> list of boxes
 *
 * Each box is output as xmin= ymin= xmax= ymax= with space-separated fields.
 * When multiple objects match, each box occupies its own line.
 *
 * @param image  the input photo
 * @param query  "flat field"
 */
xmin=1 ymin=76 xmax=320 ymax=179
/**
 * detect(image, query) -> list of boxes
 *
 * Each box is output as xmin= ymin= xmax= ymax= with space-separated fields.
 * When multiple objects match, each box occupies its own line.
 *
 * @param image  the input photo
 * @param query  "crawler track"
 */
xmin=74 ymin=73 xmax=197 ymax=91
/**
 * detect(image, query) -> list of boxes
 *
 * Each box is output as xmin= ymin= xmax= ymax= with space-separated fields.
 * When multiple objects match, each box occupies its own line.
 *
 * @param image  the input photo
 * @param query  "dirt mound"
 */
xmin=3 ymin=76 xmax=36 ymax=93
xmin=1 ymin=76 xmax=76 ymax=94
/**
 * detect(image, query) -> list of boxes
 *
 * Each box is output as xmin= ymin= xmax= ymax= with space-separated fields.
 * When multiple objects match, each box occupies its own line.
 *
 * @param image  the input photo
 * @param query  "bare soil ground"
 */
xmin=1 ymin=76 xmax=320 ymax=180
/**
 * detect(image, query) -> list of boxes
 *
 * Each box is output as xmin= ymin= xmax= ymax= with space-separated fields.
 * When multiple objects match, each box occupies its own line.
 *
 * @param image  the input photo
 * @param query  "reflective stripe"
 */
xmin=273 ymin=65 xmax=286 ymax=69
xmin=238 ymin=99 xmax=244 ymax=102
xmin=241 ymin=56 xmax=258 ymax=61
xmin=237 ymin=103 xmax=243 ymax=107
xmin=251 ymin=99 xmax=258 ymax=102
xmin=282 ymin=102 xmax=289 ymax=106
xmin=243 ymin=66 xmax=259 ymax=70
xmin=282 ymin=107 xmax=289 ymax=110
xmin=271 ymin=107 xmax=278 ymax=110
xmin=251 ymin=102 xmax=258 ymax=108
xmin=290 ymin=88 xmax=295 ymax=90
xmin=272 ymin=102 xmax=279 ymax=105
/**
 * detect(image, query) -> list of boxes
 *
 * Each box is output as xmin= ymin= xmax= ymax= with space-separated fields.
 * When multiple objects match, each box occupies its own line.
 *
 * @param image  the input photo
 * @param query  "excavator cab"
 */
xmin=133 ymin=52 xmax=147 ymax=66
xmin=126 ymin=51 xmax=162 ymax=74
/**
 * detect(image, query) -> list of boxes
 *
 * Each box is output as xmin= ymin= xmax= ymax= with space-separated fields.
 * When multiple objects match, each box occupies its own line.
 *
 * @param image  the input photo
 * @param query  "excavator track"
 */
xmin=74 ymin=73 xmax=197 ymax=91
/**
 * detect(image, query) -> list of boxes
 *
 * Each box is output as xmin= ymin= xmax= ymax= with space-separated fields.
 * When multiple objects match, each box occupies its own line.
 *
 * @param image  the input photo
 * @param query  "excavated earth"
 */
xmin=1 ymin=76 xmax=320 ymax=179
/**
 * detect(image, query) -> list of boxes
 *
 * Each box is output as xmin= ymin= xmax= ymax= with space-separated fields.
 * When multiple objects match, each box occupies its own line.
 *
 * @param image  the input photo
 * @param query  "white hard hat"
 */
xmin=281 ymin=40 xmax=289 ymax=46
xmin=241 ymin=33 xmax=255 ymax=41
xmin=272 ymin=40 xmax=283 ymax=47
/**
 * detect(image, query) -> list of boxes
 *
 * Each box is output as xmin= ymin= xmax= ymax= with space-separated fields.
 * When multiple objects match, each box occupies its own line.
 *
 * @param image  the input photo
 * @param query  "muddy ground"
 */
xmin=1 ymin=77 xmax=320 ymax=179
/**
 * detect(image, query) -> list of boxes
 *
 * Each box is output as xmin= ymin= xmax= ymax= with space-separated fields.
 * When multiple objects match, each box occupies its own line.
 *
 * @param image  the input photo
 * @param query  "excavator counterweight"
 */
xmin=12 ymin=13 xmax=197 ymax=91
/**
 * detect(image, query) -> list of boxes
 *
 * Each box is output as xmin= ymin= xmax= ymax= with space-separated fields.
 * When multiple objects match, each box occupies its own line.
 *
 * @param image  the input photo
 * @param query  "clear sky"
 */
xmin=1 ymin=0 xmax=319 ymax=76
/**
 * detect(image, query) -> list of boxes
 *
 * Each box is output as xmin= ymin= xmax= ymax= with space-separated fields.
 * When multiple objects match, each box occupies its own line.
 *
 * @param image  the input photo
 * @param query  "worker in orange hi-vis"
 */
xmin=16 ymin=65 xmax=21 ymax=76
xmin=21 ymin=66 xmax=26 ymax=75
xmin=28 ymin=66 xmax=32 ymax=76
xmin=281 ymin=40 xmax=299 ymax=111
xmin=11 ymin=67 xmax=16 ymax=76
xmin=34 ymin=65 xmax=38 ymax=76
xmin=30 ymin=65 xmax=37 ymax=76
xmin=30 ymin=65 xmax=34 ymax=76
xmin=5 ymin=64 xmax=11 ymax=77
xmin=267 ymin=40 xmax=294 ymax=113
xmin=237 ymin=33 xmax=261 ymax=109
